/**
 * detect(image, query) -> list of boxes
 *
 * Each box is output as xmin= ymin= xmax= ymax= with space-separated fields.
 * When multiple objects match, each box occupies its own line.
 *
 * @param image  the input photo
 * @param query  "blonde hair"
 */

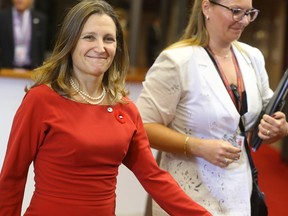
xmin=167 ymin=0 xmax=210 ymax=50
xmin=29 ymin=0 xmax=129 ymax=104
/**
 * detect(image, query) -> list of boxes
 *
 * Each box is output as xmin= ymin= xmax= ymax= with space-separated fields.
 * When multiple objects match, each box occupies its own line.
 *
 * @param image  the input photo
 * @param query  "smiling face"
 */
xmin=203 ymin=0 xmax=253 ymax=45
xmin=71 ymin=14 xmax=117 ymax=80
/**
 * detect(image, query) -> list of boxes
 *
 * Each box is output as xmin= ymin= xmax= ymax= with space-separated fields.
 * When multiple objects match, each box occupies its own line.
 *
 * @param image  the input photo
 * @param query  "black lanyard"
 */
xmin=205 ymin=47 xmax=258 ymax=182
xmin=204 ymin=47 xmax=243 ymax=112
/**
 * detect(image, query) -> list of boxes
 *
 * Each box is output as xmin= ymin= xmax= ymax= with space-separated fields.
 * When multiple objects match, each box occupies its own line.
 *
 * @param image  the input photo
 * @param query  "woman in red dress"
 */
xmin=0 ymin=0 xmax=212 ymax=215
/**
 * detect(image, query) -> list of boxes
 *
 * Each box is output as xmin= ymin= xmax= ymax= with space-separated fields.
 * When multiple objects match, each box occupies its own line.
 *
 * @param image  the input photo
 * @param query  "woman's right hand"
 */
xmin=188 ymin=138 xmax=241 ymax=168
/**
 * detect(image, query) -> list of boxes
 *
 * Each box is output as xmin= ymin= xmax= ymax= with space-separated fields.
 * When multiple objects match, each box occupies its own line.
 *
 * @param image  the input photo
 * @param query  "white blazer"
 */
xmin=136 ymin=42 xmax=273 ymax=216
xmin=138 ymin=42 xmax=272 ymax=137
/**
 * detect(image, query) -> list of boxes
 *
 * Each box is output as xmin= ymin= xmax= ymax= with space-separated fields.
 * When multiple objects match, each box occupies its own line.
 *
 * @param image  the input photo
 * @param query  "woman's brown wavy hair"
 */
xmin=29 ymin=0 xmax=129 ymax=104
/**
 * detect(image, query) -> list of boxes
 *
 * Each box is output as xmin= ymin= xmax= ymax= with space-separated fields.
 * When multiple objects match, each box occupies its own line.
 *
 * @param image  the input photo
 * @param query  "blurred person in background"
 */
xmin=0 ymin=0 xmax=47 ymax=70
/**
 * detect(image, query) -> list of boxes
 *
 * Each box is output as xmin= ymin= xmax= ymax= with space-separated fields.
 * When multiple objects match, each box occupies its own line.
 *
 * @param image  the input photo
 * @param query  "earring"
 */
xmin=206 ymin=15 xmax=209 ymax=20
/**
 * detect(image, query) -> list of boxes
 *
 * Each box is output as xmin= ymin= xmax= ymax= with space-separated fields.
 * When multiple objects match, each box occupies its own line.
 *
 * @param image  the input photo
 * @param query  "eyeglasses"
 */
xmin=209 ymin=0 xmax=260 ymax=22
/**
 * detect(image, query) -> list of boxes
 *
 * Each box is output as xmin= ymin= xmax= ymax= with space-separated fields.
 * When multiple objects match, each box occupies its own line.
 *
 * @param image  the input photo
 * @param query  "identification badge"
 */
xmin=15 ymin=45 xmax=28 ymax=65
xmin=235 ymin=135 xmax=245 ymax=149
xmin=222 ymin=133 xmax=245 ymax=165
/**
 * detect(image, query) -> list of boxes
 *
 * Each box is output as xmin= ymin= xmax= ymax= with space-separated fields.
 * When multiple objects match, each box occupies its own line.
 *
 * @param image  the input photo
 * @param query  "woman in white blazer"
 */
xmin=136 ymin=0 xmax=288 ymax=215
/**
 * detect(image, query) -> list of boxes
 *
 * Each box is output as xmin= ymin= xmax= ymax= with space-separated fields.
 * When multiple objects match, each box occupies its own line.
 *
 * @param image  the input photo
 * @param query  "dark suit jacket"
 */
xmin=0 ymin=8 xmax=47 ymax=69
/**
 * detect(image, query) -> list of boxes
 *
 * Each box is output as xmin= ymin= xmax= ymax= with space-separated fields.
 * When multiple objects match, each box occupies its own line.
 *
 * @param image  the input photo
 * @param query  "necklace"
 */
xmin=208 ymin=47 xmax=231 ymax=60
xmin=205 ymin=47 xmax=244 ymax=112
xmin=215 ymin=52 xmax=230 ymax=60
xmin=69 ymin=78 xmax=106 ymax=105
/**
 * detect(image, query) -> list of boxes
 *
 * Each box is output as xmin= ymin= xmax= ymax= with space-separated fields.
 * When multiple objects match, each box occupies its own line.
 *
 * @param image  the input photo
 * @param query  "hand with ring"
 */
xmin=219 ymin=157 xmax=231 ymax=168
xmin=258 ymin=112 xmax=288 ymax=143
xmin=193 ymin=139 xmax=241 ymax=168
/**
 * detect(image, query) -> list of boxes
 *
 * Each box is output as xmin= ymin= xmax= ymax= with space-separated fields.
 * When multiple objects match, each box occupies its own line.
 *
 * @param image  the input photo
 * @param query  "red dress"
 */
xmin=0 ymin=85 xmax=211 ymax=216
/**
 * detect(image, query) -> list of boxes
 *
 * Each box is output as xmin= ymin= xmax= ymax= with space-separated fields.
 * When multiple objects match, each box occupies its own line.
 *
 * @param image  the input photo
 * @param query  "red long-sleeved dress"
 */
xmin=0 ymin=84 xmax=211 ymax=216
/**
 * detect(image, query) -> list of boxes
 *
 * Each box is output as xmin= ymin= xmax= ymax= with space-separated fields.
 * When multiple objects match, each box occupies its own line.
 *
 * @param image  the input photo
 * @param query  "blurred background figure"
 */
xmin=147 ymin=15 xmax=161 ymax=67
xmin=115 ymin=7 xmax=129 ymax=43
xmin=0 ymin=0 xmax=47 ymax=70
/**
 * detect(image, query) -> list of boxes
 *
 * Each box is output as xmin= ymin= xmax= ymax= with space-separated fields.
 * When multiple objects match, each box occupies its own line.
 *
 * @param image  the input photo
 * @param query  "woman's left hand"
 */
xmin=258 ymin=111 xmax=288 ymax=143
